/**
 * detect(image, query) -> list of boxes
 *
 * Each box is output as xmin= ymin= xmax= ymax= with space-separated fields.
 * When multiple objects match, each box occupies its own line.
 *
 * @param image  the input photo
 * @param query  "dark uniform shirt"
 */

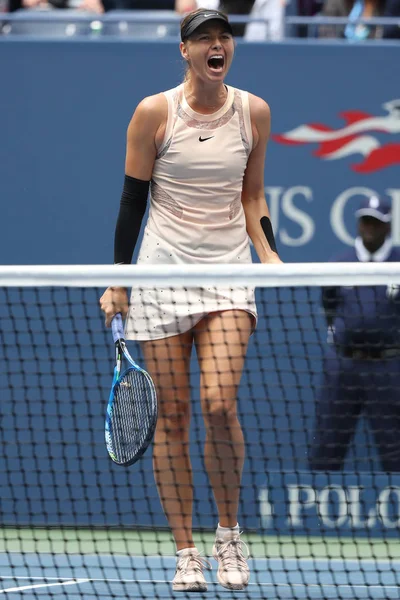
xmin=323 ymin=243 xmax=400 ymax=350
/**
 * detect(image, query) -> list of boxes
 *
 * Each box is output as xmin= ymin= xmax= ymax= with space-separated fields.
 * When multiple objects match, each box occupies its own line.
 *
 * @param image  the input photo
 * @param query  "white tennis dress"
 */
xmin=125 ymin=83 xmax=257 ymax=341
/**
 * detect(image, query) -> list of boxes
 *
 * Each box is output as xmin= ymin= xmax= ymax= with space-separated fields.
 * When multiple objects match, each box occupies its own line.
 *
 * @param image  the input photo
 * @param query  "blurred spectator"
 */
xmin=382 ymin=0 xmax=400 ymax=37
xmin=78 ymin=0 xmax=107 ymax=12
xmin=84 ymin=0 xmax=176 ymax=13
xmin=219 ymin=0 xmax=256 ymax=35
xmin=175 ymin=0 xmax=206 ymax=12
xmin=297 ymin=0 xmax=322 ymax=36
xmin=9 ymin=0 xmax=68 ymax=10
xmin=309 ymin=195 xmax=400 ymax=472
xmin=8 ymin=0 xmax=112 ymax=13
xmin=344 ymin=0 xmax=385 ymax=39
xmin=318 ymin=0 xmax=385 ymax=38
xmin=117 ymin=0 xmax=175 ymax=8
xmin=244 ymin=0 xmax=285 ymax=40
xmin=318 ymin=0 xmax=353 ymax=36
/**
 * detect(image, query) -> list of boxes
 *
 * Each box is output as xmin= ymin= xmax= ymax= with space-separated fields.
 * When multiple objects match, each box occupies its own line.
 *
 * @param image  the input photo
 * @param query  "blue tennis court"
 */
xmin=1 ymin=552 xmax=399 ymax=599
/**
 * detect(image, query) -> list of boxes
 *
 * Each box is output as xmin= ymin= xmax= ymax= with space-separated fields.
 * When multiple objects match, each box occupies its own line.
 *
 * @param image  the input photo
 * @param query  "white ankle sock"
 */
xmin=176 ymin=547 xmax=198 ymax=556
xmin=216 ymin=523 xmax=240 ymax=540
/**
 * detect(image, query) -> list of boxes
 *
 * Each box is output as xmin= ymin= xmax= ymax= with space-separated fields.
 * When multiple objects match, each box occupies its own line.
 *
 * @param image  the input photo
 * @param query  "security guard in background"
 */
xmin=310 ymin=195 xmax=400 ymax=472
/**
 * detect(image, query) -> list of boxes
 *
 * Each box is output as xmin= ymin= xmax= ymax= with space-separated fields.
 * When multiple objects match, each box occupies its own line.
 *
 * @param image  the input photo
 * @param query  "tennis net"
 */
xmin=1 ymin=263 xmax=400 ymax=600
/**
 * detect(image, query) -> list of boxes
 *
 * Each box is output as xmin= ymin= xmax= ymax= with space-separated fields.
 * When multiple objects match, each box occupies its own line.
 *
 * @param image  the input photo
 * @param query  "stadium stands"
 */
xmin=0 ymin=9 xmax=399 ymax=38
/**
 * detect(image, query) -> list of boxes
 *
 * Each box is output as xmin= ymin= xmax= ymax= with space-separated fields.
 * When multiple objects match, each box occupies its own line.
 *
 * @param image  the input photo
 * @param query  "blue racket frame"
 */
xmin=105 ymin=313 xmax=158 ymax=466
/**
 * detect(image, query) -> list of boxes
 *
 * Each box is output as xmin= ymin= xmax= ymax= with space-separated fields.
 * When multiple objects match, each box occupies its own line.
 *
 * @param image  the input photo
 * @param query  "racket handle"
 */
xmin=111 ymin=313 xmax=125 ymax=343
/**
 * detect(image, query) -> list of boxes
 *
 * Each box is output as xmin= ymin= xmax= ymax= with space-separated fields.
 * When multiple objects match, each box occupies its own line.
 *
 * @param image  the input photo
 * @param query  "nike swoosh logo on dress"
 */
xmin=199 ymin=136 xmax=214 ymax=142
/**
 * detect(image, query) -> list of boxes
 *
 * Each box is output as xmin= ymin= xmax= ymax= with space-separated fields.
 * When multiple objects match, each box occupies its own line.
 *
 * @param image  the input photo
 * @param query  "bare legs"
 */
xmin=142 ymin=331 xmax=195 ymax=550
xmin=194 ymin=311 xmax=252 ymax=527
xmin=142 ymin=310 xmax=252 ymax=548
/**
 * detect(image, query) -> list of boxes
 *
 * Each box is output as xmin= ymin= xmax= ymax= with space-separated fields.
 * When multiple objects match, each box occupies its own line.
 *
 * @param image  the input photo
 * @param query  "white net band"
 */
xmin=1 ymin=262 xmax=400 ymax=287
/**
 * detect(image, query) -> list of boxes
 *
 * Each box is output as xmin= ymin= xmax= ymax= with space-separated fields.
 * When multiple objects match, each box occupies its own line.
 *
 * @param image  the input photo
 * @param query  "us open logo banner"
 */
xmin=261 ymin=100 xmax=400 ymax=260
xmin=273 ymin=100 xmax=400 ymax=174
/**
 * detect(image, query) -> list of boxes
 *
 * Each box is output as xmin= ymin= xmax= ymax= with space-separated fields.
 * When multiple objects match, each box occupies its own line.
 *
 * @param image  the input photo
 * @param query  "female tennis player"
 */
xmin=100 ymin=7 xmax=281 ymax=592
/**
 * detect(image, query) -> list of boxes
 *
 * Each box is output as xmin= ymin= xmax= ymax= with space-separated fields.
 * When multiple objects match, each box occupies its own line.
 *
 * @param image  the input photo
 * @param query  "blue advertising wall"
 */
xmin=1 ymin=39 xmax=400 ymax=536
xmin=1 ymin=40 xmax=400 ymax=265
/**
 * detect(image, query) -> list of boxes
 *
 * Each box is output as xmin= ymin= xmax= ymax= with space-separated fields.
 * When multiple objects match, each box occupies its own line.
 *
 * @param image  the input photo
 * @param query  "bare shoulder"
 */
xmin=125 ymin=94 xmax=168 ymax=178
xmin=248 ymin=93 xmax=271 ymax=128
xmin=135 ymin=93 xmax=168 ymax=120
xmin=128 ymin=93 xmax=168 ymax=134
xmin=247 ymin=93 xmax=271 ymax=149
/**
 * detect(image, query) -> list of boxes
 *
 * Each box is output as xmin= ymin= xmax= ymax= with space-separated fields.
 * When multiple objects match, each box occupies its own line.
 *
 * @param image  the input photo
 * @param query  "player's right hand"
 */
xmin=99 ymin=287 xmax=129 ymax=327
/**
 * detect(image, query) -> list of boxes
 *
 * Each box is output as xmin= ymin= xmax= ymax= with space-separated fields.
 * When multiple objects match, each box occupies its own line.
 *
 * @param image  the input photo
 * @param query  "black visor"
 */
xmin=181 ymin=10 xmax=233 ymax=41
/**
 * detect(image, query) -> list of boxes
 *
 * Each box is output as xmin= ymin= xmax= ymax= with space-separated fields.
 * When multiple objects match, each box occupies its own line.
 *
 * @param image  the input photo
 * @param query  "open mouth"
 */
xmin=207 ymin=55 xmax=225 ymax=72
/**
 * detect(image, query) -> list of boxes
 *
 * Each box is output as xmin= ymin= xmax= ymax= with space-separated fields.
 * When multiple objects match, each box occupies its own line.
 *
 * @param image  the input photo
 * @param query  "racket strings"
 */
xmin=111 ymin=370 xmax=155 ymax=464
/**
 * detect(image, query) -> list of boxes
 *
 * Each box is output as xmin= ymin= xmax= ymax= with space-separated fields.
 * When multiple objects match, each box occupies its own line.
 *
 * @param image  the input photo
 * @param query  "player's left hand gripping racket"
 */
xmin=105 ymin=314 xmax=158 ymax=467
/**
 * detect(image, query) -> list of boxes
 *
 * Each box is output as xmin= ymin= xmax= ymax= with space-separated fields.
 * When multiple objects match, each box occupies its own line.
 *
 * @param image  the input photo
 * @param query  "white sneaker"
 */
xmin=212 ymin=534 xmax=250 ymax=590
xmin=172 ymin=548 xmax=211 ymax=592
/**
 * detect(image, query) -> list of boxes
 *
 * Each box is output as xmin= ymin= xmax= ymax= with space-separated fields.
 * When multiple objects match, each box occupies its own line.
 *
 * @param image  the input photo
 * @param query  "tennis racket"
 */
xmin=105 ymin=313 xmax=158 ymax=467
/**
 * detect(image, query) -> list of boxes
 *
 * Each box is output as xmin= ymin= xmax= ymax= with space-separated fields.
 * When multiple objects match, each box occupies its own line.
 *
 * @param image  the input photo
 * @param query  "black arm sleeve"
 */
xmin=113 ymin=175 xmax=150 ymax=265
